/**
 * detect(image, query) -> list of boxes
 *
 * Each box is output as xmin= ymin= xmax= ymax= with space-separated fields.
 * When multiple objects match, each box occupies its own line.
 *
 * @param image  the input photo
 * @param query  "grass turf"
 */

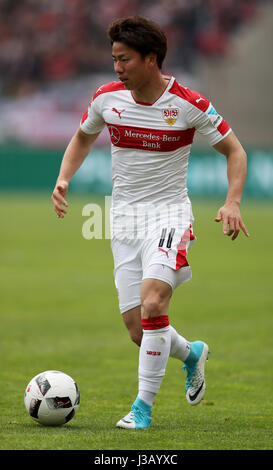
xmin=0 ymin=194 xmax=272 ymax=450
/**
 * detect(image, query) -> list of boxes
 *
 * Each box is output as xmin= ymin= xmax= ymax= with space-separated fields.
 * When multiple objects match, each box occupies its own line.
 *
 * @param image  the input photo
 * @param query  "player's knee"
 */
xmin=141 ymin=295 xmax=162 ymax=318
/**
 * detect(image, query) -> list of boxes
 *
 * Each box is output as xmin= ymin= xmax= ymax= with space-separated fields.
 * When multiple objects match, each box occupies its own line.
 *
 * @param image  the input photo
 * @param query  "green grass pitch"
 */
xmin=0 ymin=194 xmax=272 ymax=450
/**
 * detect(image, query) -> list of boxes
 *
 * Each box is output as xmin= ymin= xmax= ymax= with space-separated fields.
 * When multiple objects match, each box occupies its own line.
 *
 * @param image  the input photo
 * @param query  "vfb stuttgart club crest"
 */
xmin=162 ymin=107 xmax=179 ymax=126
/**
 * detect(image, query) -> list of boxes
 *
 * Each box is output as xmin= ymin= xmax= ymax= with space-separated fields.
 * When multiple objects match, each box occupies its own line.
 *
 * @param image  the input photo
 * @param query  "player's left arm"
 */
xmin=213 ymin=130 xmax=249 ymax=241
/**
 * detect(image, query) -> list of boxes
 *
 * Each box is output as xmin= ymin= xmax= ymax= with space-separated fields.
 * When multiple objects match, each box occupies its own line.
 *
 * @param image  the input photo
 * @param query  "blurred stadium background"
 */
xmin=0 ymin=0 xmax=272 ymax=196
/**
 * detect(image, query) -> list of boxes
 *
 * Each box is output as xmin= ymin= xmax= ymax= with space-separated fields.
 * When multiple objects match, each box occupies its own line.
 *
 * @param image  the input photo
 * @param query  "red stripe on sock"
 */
xmin=141 ymin=315 xmax=169 ymax=330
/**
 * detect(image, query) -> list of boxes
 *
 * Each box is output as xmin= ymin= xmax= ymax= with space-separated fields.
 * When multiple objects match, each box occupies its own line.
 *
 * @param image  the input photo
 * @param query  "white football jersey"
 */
xmin=80 ymin=75 xmax=231 ymax=230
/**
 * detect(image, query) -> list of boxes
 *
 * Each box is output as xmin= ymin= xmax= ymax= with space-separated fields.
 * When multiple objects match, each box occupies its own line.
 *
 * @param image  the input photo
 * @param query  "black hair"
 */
xmin=108 ymin=16 xmax=167 ymax=69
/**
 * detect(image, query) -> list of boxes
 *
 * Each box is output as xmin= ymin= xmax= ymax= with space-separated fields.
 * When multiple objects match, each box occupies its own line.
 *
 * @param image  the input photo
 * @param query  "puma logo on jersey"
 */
xmin=158 ymin=247 xmax=170 ymax=258
xmin=112 ymin=107 xmax=125 ymax=119
xmin=196 ymin=97 xmax=205 ymax=103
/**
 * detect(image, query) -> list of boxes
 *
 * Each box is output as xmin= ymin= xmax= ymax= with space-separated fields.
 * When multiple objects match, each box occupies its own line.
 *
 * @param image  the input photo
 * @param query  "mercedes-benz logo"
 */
xmin=108 ymin=125 xmax=121 ymax=144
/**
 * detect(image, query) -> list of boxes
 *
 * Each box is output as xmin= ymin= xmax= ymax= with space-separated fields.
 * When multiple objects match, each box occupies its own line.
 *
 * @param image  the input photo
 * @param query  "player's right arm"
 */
xmin=51 ymin=128 xmax=100 ymax=218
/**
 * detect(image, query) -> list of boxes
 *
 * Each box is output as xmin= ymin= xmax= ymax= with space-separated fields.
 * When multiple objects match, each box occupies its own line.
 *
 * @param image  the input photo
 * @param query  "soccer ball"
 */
xmin=24 ymin=370 xmax=80 ymax=426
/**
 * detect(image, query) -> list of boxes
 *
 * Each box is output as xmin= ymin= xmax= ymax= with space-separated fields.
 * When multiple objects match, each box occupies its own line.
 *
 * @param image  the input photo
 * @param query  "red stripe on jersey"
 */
xmin=81 ymin=109 xmax=88 ymax=125
xmin=81 ymin=81 xmax=126 ymax=127
xmin=141 ymin=315 xmax=169 ymax=330
xmin=106 ymin=123 xmax=195 ymax=152
xmin=92 ymin=81 xmax=126 ymax=101
xmin=169 ymin=80 xmax=210 ymax=112
xmin=176 ymin=225 xmax=195 ymax=270
xmin=217 ymin=119 xmax=230 ymax=136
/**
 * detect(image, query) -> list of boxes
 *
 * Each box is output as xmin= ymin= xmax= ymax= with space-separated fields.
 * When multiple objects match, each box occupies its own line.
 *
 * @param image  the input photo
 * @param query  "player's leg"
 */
xmin=132 ymin=273 xmax=209 ymax=428
xmin=117 ymin=275 xmax=209 ymax=429
xmin=117 ymin=277 xmax=172 ymax=430
xmin=118 ymin=274 xmax=204 ymax=430
xmin=143 ymin=263 xmax=193 ymax=363
xmin=123 ymin=279 xmax=189 ymax=405
xmin=114 ymin=231 xmax=209 ymax=429
xmin=122 ymin=302 xmax=193 ymax=362
xmin=122 ymin=306 xmax=142 ymax=347
xmin=143 ymin=263 xmax=209 ymax=407
xmin=119 ymin=246 xmax=193 ymax=358
xmin=120 ymin=259 xmax=196 ymax=367
xmin=137 ymin=278 xmax=172 ymax=406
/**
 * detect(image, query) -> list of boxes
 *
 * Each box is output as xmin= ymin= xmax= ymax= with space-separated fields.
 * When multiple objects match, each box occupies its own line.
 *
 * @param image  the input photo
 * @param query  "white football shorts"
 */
xmin=111 ymin=221 xmax=196 ymax=314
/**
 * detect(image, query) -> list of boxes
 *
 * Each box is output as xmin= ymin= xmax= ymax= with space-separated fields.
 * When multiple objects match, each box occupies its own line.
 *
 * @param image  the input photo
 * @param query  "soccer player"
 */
xmin=51 ymin=16 xmax=249 ymax=430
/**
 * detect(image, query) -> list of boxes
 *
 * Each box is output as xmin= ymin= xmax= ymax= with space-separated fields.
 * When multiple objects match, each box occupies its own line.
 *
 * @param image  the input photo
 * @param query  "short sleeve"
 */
xmin=80 ymin=94 xmax=105 ymax=135
xmin=187 ymin=100 xmax=231 ymax=146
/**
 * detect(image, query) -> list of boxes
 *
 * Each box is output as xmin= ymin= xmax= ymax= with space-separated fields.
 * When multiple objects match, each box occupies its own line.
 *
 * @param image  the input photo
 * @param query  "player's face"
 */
xmin=112 ymin=42 xmax=154 ymax=91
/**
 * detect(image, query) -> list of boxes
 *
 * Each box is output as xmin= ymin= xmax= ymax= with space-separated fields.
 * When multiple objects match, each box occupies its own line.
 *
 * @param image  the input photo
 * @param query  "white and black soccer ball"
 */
xmin=24 ymin=370 xmax=80 ymax=426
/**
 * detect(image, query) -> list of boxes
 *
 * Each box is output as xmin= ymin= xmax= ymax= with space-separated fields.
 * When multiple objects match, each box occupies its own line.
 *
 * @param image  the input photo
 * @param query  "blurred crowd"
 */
xmin=0 ymin=0 xmax=262 ymax=97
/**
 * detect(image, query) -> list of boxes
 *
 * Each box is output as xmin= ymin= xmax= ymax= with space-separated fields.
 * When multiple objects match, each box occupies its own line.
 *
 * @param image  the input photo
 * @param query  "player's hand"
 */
xmin=51 ymin=180 xmax=69 ymax=219
xmin=214 ymin=202 xmax=249 ymax=241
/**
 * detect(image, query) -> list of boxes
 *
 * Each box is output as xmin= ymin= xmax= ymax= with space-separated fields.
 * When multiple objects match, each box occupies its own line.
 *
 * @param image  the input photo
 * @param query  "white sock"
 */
xmin=138 ymin=390 xmax=156 ymax=406
xmin=169 ymin=325 xmax=191 ymax=362
xmin=138 ymin=316 xmax=171 ymax=405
